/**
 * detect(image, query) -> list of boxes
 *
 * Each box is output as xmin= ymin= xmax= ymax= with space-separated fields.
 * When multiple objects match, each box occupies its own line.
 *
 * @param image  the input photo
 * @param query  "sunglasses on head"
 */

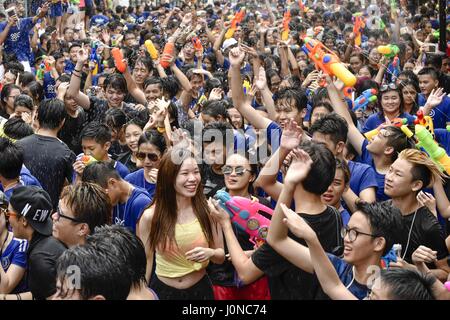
xmin=136 ymin=152 xmax=159 ymax=162
xmin=380 ymin=83 xmax=398 ymax=92
xmin=221 ymin=165 xmax=251 ymax=176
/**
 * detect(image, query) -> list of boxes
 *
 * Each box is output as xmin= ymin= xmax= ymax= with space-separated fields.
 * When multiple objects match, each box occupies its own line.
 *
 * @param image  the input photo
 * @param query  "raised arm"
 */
xmin=281 ymin=203 xmax=357 ymax=300
xmin=229 ymin=47 xmax=272 ymax=130
xmin=327 ymin=78 xmax=365 ymax=155
xmin=266 ymin=149 xmax=314 ymax=273
xmin=432 ymin=179 xmax=450 ymax=219
xmin=67 ymin=46 xmax=91 ymax=110
xmin=123 ymin=65 xmax=147 ymax=105
xmin=255 ymin=119 xmax=303 ymax=201
xmin=254 ymin=65 xmax=277 ymax=121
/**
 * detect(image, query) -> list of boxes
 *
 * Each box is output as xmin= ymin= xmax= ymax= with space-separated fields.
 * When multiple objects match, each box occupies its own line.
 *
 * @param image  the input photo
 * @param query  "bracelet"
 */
xmin=73 ymin=68 xmax=82 ymax=73
xmin=72 ymin=72 xmax=81 ymax=78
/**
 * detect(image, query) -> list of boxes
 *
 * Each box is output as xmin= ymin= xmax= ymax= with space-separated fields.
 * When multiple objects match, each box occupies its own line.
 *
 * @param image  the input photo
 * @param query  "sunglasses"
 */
xmin=380 ymin=83 xmax=398 ymax=92
xmin=56 ymin=206 xmax=82 ymax=223
xmin=221 ymin=165 xmax=251 ymax=176
xmin=136 ymin=152 xmax=159 ymax=162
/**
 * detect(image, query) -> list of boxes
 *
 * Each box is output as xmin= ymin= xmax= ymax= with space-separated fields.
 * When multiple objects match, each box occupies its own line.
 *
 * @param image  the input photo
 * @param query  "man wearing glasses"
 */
xmin=5 ymin=186 xmax=66 ymax=300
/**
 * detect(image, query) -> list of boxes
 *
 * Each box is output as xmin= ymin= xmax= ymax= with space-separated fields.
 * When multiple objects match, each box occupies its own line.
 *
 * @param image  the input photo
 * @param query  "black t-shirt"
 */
xmin=27 ymin=233 xmax=67 ymax=300
xmin=201 ymin=164 xmax=226 ymax=199
xmin=17 ymin=134 xmax=76 ymax=209
xmin=86 ymin=97 xmax=148 ymax=124
xmin=58 ymin=107 xmax=86 ymax=155
xmin=251 ymin=206 xmax=342 ymax=300
xmin=398 ymin=206 xmax=448 ymax=264
xmin=207 ymin=195 xmax=273 ymax=286
xmin=117 ymin=150 xmax=138 ymax=173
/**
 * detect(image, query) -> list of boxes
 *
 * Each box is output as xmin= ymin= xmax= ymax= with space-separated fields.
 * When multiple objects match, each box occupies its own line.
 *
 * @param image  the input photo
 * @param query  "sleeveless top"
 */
xmin=155 ymin=218 xmax=210 ymax=278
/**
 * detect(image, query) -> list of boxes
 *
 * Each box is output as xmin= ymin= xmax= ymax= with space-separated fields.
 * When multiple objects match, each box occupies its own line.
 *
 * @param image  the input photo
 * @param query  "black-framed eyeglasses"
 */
xmin=56 ymin=206 xmax=82 ymax=223
xmin=380 ymin=83 xmax=398 ymax=93
xmin=340 ymin=226 xmax=380 ymax=242
xmin=221 ymin=165 xmax=251 ymax=176
xmin=136 ymin=152 xmax=160 ymax=162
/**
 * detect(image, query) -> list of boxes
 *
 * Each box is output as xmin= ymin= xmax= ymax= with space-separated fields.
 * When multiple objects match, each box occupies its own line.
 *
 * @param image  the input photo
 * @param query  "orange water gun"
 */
xmin=302 ymin=37 xmax=357 ymax=87
xmin=192 ymin=36 xmax=203 ymax=55
xmin=225 ymin=9 xmax=245 ymax=39
xmin=111 ymin=48 xmax=126 ymax=73
xmin=352 ymin=13 xmax=365 ymax=47
xmin=281 ymin=10 xmax=291 ymax=41
xmin=160 ymin=42 xmax=175 ymax=69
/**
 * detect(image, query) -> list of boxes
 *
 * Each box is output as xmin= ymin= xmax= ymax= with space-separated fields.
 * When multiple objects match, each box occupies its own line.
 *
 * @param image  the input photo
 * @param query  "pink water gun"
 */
xmin=214 ymin=189 xmax=273 ymax=247
xmin=445 ymin=281 xmax=450 ymax=291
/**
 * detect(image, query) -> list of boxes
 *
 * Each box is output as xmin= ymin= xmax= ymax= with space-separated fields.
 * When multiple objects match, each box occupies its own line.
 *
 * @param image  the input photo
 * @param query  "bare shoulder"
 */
xmin=140 ymin=206 xmax=155 ymax=224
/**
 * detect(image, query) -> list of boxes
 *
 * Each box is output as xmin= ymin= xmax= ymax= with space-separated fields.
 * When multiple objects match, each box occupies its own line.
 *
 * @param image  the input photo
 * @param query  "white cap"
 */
xmin=222 ymin=38 xmax=238 ymax=51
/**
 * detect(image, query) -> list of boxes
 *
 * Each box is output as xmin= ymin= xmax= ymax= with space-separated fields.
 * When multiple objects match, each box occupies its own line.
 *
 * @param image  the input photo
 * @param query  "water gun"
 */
xmin=36 ymin=56 xmax=52 ymax=81
xmin=302 ymin=37 xmax=357 ymax=87
xmin=243 ymin=80 xmax=251 ymax=95
xmin=78 ymin=155 xmax=97 ymax=166
xmin=415 ymin=124 xmax=450 ymax=174
xmin=343 ymin=87 xmax=353 ymax=99
xmin=377 ymin=44 xmax=400 ymax=58
xmin=192 ymin=37 xmax=203 ymax=55
xmin=352 ymin=89 xmax=378 ymax=111
xmin=224 ymin=9 xmax=245 ymax=39
xmin=387 ymin=56 xmax=401 ymax=82
xmin=214 ymin=189 xmax=273 ymax=247
xmin=90 ymin=42 xmax=99 ymax=76
xmin=111 ymin=48 xmax=126 ymax=73
xmin=281 ymin=10 xmax=291 ymax=41
xmin=414 ymin=109 xmax=434 ymax=135
xmin=352 ymin=13 xmax=365 ymax=47
xmin=160 ymin=42 xmax=175 ymax=69
xmin=144 ymin=39 xmax=159 ymax=60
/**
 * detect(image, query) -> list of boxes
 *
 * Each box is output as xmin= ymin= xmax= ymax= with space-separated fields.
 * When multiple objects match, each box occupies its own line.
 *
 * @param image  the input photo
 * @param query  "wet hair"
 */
xmin=1 ymin=84 xmax=20 ymax=109
xmin=60 ymin=182 xmax=112 ymax=230
xmin=37 ymin=98 xmax=67 ymax=130
xmin=143 ymin=77 xmax=163 ymax=91
xmin=3 ymin=117 xmax=34 ymax=140
xmin=0 ymin=137 xmax=23 ymax=180
xmin=379 ymin=269 xmax=436 ymax=300
xmin=103 ymin=73 xmax=127 ymax=94
xmin=384 ymin=126 xmax=413 ymax=162
xmin=81 ymin=161 xmax=122 ymax=188
xmin=80 ymin=122 xmax=112 ymax=146
xmin=310 ymin=113 xmax=348 ymax=146
xmin=138 ymin=129 xmax=167 ymax=154
xmin=201 ymin=100 xmax=231 ymax=122
xmin=13 ymin=94 xmax=34 ymax=112
xmin=297 ymin=141 xmax=336 ymax=195
xmin=87 ymin=225 xmax=148 ymax=287
xmin=275 ymin=88 xmax=308 ymax=113
xmin=24 ymin=81 xmax=44 ymax=104
xmin=335 ymin=158 xmax=350 ymax=185
xmin=355 ymin=201 xmax=403 ymax=255
xmin=56 ymin=243 xmax=131 ymax=300
xmin=160 ymin=77 xmax=179 ymax=99
xmin=204 ymin=78 xmax=222 ymax=96
xmin=104 ymin=108 xmax=128 ymax=133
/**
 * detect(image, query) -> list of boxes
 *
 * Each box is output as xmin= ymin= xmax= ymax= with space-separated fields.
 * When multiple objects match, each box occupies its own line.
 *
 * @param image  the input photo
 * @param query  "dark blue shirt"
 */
xmin=427 ymin=95 xmax=450 ymax=129
xmin=347 ymin=160 xmax=378 ymax=196
xmin=90 ymin=15 xmax=110 ymax=27
xmin=359 ymin=140 xmax=389 ymax=201
xmin=125 ymin=169 xmax=156 ymax=200
xmin=435 ymin=128 xmax=450 ymax=155
xmin=327 ymin=253 xmax=369 ymax=300
xmin=362 ymin=112 xmax=416 ymax=133
xmin=1 ymin=237 xmax=28 ymax=293
xmin=113 ymin=187 xmax=152 ymax=233
xmin=0 ymin=18 xmax=35 ymax=63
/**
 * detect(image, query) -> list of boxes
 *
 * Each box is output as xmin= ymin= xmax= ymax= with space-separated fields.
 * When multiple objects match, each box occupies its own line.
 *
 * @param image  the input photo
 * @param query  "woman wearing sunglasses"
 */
xmin=125 ymin=130 xmax=167 ymax=200
xmin=210 ymin=152 xmax=272 ymax=300
xmin=0 ymin=191 xmax=27 ymax=296
xmin=362 ymin=82 xmax=416 ymax=134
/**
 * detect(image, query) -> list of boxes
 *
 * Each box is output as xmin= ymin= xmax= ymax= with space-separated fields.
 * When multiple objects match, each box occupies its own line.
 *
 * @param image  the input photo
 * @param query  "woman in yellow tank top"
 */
xmin=137 ymin=149 xmax=225 ymax=300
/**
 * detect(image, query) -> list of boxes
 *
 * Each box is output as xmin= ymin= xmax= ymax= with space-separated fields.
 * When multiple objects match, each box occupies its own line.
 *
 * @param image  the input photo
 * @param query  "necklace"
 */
xmin=402 ymin=208 xmax=418 ymax=260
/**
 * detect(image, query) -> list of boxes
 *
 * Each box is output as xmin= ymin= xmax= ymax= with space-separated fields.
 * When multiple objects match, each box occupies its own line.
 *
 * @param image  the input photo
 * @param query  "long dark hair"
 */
xmin=378 ymin=86 xmax=405 ymax=120
xmin=148 ymin=149 xmax=215 ymax=252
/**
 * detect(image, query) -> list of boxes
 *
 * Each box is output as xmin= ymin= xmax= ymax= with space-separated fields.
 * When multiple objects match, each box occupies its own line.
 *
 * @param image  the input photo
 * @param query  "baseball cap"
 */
xmin=222 ymin=38 xmax=238 ymax=51
xmin=10 ymin=186 xmax=53 ymax=236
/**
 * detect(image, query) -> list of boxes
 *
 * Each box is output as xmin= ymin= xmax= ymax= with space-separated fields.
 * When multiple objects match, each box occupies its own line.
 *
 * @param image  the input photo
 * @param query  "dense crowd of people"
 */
xmin=0 ymin=0 xmax=449 ymax=300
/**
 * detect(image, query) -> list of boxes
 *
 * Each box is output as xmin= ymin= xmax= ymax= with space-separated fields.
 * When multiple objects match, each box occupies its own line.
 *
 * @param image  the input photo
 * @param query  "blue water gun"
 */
xmin=352 ymin=89 xmax=378 ymax=112
xmin=90 ymin=42 xmax=99 ymax=76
